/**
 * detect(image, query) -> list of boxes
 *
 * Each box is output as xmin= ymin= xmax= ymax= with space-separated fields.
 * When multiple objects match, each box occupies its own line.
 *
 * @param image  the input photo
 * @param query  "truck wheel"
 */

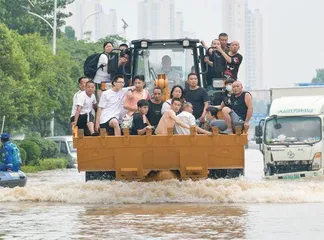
xmin=85 ymin=171 xmax=116 ymax=181
xmin=227 ymin=169 xmax=244 ymax=178
xmin=264 ymin=166 xmax=274 ymax=176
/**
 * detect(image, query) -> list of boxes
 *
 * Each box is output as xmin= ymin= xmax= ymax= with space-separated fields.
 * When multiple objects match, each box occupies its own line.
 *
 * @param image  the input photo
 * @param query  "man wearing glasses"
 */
xmin=95 ymin=75 xmax=134 ymax=136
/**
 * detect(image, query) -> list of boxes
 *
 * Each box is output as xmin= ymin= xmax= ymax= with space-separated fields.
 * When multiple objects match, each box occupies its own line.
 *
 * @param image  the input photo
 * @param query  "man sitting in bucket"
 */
xmin=0 ymin=133 xmax=21 ymax=172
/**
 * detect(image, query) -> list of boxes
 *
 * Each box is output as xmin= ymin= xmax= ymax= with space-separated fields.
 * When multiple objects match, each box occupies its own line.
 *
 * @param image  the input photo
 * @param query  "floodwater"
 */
xmin=1 ymin=150 xmax=324 ymax=239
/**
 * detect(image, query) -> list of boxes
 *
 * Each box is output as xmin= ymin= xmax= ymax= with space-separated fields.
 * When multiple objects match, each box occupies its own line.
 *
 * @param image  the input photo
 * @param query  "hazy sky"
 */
xmin=100 ymin=0 xmax=324 ymax=88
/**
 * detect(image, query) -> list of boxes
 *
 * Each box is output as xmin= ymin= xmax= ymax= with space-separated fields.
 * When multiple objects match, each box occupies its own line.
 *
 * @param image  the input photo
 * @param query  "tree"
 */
xmin=0 ymin=24 xmax=31 ymax=131
xmin=17 ymin=33 xmax=77 ymax=136
xmin=311 ymin=69 xmax=324 ymax=83
xmin=0 ymin=0 xmax=74 ymax=37
xmin=64 ymin=26 xmax=76 ymax=40
xmin=98 ymin=34 xmax=128 ymax=47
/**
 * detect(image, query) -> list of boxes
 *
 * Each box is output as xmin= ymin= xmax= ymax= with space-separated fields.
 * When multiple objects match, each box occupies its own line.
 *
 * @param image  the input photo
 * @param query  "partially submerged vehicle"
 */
xmin=255 ymin=87 xmax=324 ymax=179
xmin=0 ymin=170 xmax=27 ymax=188
xmin=73 ymin=126 xmax=247 ymax=181
xmin=73 ymin=38 xmax=248 ymax=181
xmin=45 ymin=136 xmax=77 ymax=168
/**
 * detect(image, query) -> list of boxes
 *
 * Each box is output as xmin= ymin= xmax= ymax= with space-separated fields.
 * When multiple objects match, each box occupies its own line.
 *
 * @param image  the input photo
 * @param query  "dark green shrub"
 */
xmin=39 ymin=158 xmax=67 ymax=170
xmin=18 ymin=147 xmax=27 ymax=164
xmin=20 ymin=140 xmax=41 ymax=165
xmin=21 ymin=158 xmax=67 ymax=172
xmin=27 ymin=137 xmax=58 ymax=159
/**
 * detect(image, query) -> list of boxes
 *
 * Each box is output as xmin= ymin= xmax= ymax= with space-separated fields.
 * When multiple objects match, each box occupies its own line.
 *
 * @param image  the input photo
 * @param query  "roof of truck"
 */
xmin=269 ymin=95 xmax=324 ymax=116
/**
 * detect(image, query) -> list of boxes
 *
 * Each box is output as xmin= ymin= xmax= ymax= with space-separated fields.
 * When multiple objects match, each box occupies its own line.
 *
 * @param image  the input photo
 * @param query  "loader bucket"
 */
xmin=73 ymin=126 xmax=247 ymax=181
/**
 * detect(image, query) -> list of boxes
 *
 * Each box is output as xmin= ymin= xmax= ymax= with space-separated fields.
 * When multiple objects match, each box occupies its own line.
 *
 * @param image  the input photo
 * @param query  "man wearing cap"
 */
xmin=0 ymin=133 xmax=20 ymax=172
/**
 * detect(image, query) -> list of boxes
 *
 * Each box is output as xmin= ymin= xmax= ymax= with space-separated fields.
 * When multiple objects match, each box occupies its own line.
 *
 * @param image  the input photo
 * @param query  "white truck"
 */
xmin=255 ymin=86 xmax=324 ymax=179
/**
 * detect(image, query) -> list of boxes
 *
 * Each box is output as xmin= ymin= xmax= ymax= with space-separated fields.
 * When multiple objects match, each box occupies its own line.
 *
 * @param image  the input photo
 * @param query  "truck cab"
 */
xmin=255 ymin=95 xmax=324 ymax=179
xmin=126 ymin=39 xmax=225 ymax=103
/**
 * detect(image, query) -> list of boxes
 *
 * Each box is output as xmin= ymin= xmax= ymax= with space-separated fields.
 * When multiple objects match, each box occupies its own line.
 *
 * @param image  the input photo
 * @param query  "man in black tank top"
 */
xmin=216 ymin=81 xmax=252 ymax=133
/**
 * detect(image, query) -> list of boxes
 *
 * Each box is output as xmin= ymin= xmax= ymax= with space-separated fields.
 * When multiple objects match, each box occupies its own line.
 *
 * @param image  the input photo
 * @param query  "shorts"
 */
xmin=210 ymin=119 xmax=227 ymax=131
xmin=70 ymin=116 xmax=75 ymax=123
xmin=229 ymin=110 xmax=244 ymax=129
xmin=100 ymin=117 xmax=118 ymax=135
xmin=77 ymin=112 xmax=94 ymax=129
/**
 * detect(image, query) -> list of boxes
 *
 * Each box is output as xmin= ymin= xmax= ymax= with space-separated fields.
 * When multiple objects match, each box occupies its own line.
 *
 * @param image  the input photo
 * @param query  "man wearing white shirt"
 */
xmin=70 ymin=76 xmax=88 ymax=123
xmin=95 ymin=75 xmax=134 ymax=136
xmin=74 ymin=81 xmax=97 ymax=136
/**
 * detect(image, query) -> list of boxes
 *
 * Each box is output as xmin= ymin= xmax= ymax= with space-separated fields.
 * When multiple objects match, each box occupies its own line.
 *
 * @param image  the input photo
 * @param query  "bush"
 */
xmin=19 ymin=140 xmax=41 ymax=165
xmin=18 ymin=147 xmax=27 ymax=164
xmin=27 ymin=137 xmax=58 ymax=159
xmin=39 ymin=158 xmax=67 ymax=170
xmin=21 ymin=158 xmax=67 ymax=173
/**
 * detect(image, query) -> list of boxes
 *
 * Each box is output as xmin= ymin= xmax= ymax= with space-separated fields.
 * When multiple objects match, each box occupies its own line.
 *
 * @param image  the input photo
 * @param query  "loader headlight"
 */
xmin=312 ymin=152 xmax=321 ymax=171
xmin=212 ymin=79 xmax=225 ymax=88
xmin=183 ymin=39 xmax=190 ymax=47
xmin=141 ymin=41 xmax=148 ymax=48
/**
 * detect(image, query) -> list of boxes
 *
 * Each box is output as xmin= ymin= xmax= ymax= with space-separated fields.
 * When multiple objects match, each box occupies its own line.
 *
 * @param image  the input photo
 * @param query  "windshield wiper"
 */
xmin=268 ymin=140 xmax=290 ymax=147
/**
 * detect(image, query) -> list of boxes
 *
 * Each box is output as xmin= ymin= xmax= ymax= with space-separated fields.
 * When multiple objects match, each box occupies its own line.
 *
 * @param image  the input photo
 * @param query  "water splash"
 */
xmin=2 ymin=178 xmax=324 ymax=204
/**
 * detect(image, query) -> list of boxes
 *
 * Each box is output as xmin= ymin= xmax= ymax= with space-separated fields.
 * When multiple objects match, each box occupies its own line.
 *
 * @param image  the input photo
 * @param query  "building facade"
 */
xmin=138 ymin=0 xmax=183 ymax=39
xmin=64 ymin=0 xmax=117 ymax=41
xmin=222 ymin=0 xmax=263 ymax=89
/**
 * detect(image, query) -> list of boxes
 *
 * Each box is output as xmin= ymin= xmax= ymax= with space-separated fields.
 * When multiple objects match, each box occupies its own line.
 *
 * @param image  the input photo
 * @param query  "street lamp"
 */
xmin=25 ymin=0 xmax=57 ymax=55
xmin=25 ymin=0 xmax=57 ymax=136
xmin=81 ymin=9 xmax=102 ymax=40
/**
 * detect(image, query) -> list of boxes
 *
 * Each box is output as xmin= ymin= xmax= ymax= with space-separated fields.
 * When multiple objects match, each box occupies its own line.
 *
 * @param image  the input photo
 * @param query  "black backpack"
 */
xmin=84 ymin=52 xmax=105 ymax=79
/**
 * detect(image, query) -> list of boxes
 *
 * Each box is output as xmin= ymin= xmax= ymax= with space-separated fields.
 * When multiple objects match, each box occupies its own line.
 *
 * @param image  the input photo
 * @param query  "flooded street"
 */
xmin=1 ymin=150 xmax=324 ymax=239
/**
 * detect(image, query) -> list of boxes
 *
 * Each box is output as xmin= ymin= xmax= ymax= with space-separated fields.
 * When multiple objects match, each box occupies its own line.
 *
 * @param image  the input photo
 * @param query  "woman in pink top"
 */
xmin=124 ymin=75 xmax=151 ymax=117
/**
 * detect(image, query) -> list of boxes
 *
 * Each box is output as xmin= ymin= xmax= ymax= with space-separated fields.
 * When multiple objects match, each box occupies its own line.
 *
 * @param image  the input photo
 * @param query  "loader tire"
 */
xmin=85 ymin=171 xmax=116 ymax=181
xmin=227 ymin=169 xmax=244 ymax=178
xmin=208 ymin=169 xmax=228 ymax=179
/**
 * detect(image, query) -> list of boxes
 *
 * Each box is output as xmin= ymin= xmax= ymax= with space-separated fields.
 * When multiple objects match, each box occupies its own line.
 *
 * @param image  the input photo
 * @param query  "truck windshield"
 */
xmin=133 ymin=47 xmax=194 ymax=91
xmin=264 ymin=116 xmax=322 ymax=145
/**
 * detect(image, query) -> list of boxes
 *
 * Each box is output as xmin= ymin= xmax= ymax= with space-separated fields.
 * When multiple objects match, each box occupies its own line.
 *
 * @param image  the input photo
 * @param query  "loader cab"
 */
xmin=129 ymin=39 xmax=209 ymax=92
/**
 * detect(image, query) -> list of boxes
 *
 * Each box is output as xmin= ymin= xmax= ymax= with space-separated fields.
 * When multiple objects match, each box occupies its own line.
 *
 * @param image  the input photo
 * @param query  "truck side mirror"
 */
xmin=255 ymin=125 xmax=263 ymax=137
xmin=255 ymin=137 xmax=263 ymax=144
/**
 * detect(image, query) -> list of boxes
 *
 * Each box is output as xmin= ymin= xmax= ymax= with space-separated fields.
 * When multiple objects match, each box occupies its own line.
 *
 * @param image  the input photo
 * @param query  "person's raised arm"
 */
xmin=201 ymin=40 xmax=209 ymax=50
xmin=216 ymin=45 xmax=232 ymax=63
xmin=123 ymin=94 xmax=137 ymax=112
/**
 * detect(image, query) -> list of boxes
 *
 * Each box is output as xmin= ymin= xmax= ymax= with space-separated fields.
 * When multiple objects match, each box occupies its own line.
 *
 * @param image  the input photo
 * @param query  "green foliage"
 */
xmin=64 ymin=26 xmax=76 ymax=40
xmin=0 ymin=11 xmax=127 ymax=136
xmin=21 ymin=158 xmax=67 ymax=172
xmin=18 ymin=147 xmax=27 ymax=164
xmin=98 ymin=35 xmax=127 ymax=47
xmin=27 ymin=137 xmax=59 ymax=159
xmin=19 ymin=140 xmax=41 ymax=164
xmin=0 ymin=0 xmax=74 ymax=37
xmin=311 ymin=69 xmax=324 ymax=83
